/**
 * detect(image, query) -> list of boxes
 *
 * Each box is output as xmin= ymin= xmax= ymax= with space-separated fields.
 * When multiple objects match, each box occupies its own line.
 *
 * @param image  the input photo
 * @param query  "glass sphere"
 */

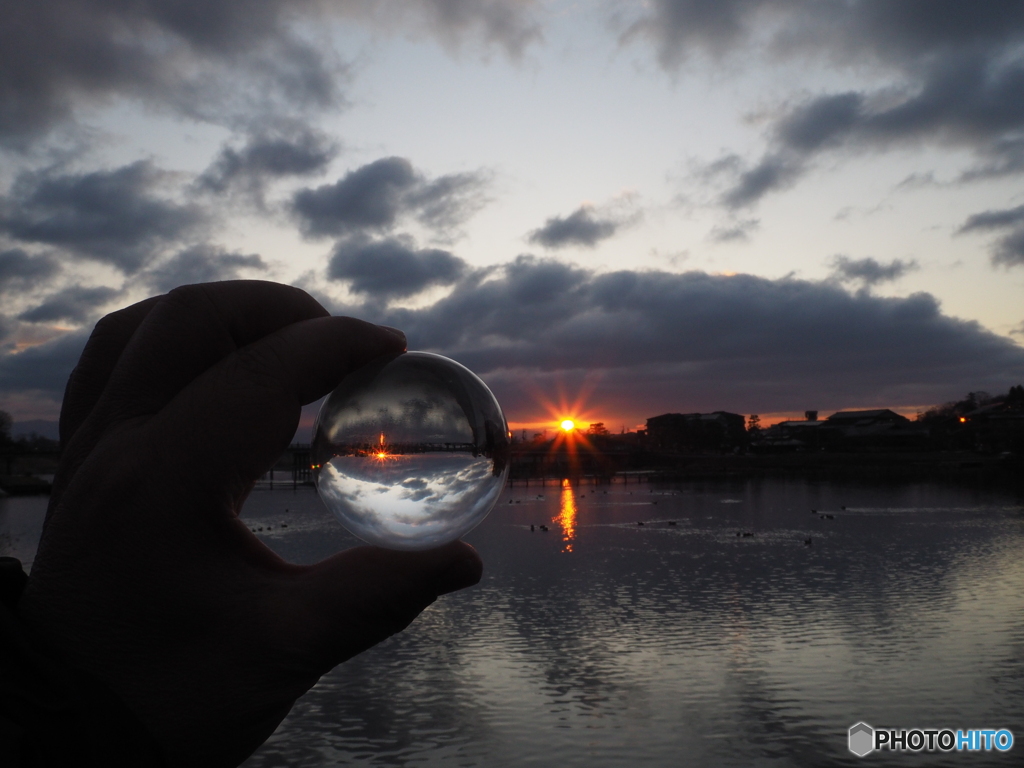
xmin=312 ymin=351 xmax=510 ymax=550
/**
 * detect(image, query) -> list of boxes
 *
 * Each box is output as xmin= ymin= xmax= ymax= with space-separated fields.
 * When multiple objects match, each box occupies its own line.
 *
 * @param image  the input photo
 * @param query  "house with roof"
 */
xmin=755 ymin=411 xmax=833 ymax=452
xmin=960 ymin=400 xmax=1024 ymax=453
xmin=826 ymin=409 xmax=908 ymax=428
xmin=646 ymin=411 xmax=747 ymax=453
xmin=825 ymin=409 xmax=929 ymax=450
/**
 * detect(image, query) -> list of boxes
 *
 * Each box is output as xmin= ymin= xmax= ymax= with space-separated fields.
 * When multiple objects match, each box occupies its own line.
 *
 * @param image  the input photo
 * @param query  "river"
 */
xmin=3 ymin=477 xmax=1022 ymax=766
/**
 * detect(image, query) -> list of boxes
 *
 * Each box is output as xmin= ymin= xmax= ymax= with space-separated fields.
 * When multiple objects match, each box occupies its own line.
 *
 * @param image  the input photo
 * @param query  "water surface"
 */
xmin=240 ymin=478 xmax=1024 ymax=767
xmin=3 ymin=478 xmax=1021 ymax=766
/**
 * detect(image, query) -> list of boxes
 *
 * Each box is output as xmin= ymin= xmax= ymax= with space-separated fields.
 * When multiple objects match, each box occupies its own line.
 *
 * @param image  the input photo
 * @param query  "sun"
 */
xmin=560 ymin=419 xmax=576 ymax=432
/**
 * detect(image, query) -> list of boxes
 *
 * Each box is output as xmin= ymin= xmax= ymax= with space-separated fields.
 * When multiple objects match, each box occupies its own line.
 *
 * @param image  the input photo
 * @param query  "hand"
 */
xmin=17 ymin=281 xmax=483 ymax=767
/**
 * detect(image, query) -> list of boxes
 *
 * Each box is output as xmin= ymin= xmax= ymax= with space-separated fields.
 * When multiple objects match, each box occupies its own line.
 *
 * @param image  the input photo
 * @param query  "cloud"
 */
xmin=723 ymin=54 xmax=1024 ymax=206
xmin=620 ymin=0 xmax=783 ymax=68
xmin=0 ymin=327 xmax=90 ymax=402
xmin=957 ymin=204 xmax=1024 ymax=267
xmin=627 ymin=3 xmax=1024 ymax=208
xmin=775 ymin=91 xmax=864 ymax=152
xmin=368 ymin=0 xmax=542 ymax=59
xmin=402 ymin=171 xmax=491 ymax=234
xmin=0 ymin=248 xmax=60 ymax=293
xmin=830 ymin=255 xmax=918 ymax=286
xmin=958 ymin=137 xmax=1024 ymax=181
xmin=17 ymin=285 xmax=122 ymax=324
xmin=292 ymin=157 xmax=417 ymax=236
xmin=708 ymin=218 xmax=759 ymax=243
xmin=958 ymin=204 xmax=1024 ymax=233
xmin=0 ymin=0 xmax=340 ymax=146
xmin=0 ymin=0 xmax=539 ymax=147
xmin=989 ymin=230 xmax=1024 ymax=267
xmin=291 ymin=157 xmax=487 ymax=238
xmin=628 ymin=1 xmax=1024 ymax=72
xmin=0 ymin=242 xmax=267 ymax=409
xmin=7 ymin=258 xmax=1024 ymax=420
xmin=144 ymin=245 xmax=268 ymax=293
xmin=721 ymin=155 xmax=803 ymax=209
xmin=527 ymin=205 xmax=622 ymax=249
xmin=197 ymin=125 xmax=339 ymax=200
xmin=0 ymin=161 xmax=206 ymax=273
xmin=798 ymin=54 xmax=1024 ymax=148
xmin=894 ymin=172 xmax=939 ymax=190
xmin=359 ymin=256 xmax=1024 ymax=418
xmin=327 ymin=235 xmax=467 ymax=299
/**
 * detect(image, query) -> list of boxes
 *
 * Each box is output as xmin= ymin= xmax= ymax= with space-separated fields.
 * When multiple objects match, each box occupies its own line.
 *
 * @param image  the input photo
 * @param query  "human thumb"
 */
xmin=281 ymin=541 xmax=483 ymax=672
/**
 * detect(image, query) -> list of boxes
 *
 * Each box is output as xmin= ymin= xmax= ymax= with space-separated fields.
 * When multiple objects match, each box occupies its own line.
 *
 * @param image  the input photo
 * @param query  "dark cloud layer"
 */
xmin=292 ymin=157 xmax=486 ymax=238
xmin=17 ymin=285 xmax=121 ymax=324
xmin=528 ymin=205 xmax=621 ymax=249
xmin=144 ymin=245 xmax=268 ymax=293
xmin=0 ymin=327 xmax=89 ymax=422
xmin=634 ymin=2 xmax=1024 ymax=209
xmin=0 ymin=162 xmax=205 ymax=273
xmin=0 ymin=249 xmax=60 ymax=293
xmin=830 ymin=255 xmax=918 ymax=286
xmin=723 ymin=53 xmax=1024 ymax=206
xmin=293 ymin=157 xmax=416 ymax=236
xmin=630 ymin=1 xmax=1024 ymax=73
xmin=0 ymin=0 xmax=539 ymax=146
xmin=6 ymin=261 xmax=1024 ymax=419
xmin=957 ymin=204 xmax=1024 ymax=267
xmin=197 ymin=126 xmax=338 ymax=199
xmin=327 ymin=235 xmax=467 ymax=299
xmin=402 ymin=0 xmax=541 ymax=58
xmin=959 ymin=205 xmax=1024 ymax=233
xmin=0 ymin=0 xmax=338 ymax=145
xmin=720 ymin=155 xmax=802 ymax=209
xmin=366 ymin=257 xmax=1024 ymax=417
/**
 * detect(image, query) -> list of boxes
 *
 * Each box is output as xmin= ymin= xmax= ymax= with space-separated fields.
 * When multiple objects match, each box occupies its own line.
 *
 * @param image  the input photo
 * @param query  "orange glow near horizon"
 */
xmin=504 ymin=401 xmax=933 ymax=435
xmin=506 ymin=374 xmax=607 ymax=437
xmin=557 ymin=479 xmax=577 ymax=553
xmin=373 ymin=432 xmax=395 ymax=461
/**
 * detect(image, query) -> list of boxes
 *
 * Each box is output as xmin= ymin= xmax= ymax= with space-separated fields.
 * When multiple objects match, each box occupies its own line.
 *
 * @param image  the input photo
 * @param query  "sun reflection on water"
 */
xmin=557 ymin=478 xmax=577 ymax=553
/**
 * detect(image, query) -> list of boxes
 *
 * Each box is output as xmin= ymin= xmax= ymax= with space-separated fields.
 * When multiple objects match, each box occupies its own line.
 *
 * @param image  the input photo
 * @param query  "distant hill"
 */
xmin=13 ymin=419 xmax=60 ymax=440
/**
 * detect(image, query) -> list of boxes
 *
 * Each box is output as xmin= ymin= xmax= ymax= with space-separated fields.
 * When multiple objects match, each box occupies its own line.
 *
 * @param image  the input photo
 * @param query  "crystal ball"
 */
xmin=312 ymin=351 xmax=511 ymax=550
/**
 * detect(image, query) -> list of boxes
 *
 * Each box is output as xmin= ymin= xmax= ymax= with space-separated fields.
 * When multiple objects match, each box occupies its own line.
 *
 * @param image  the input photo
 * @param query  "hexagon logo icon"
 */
xmin=849 ymin=722 xmax=874 ymax=757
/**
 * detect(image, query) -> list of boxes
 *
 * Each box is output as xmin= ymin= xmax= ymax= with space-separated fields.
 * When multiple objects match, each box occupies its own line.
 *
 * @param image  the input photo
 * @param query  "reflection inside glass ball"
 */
xmin=312 ymin=351 xmax=510 ymax=550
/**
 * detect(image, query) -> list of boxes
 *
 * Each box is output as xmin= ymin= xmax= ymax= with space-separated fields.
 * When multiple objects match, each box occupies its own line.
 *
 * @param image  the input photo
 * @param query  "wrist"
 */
xmin=0 ymin=557 xmax=168 ymax=768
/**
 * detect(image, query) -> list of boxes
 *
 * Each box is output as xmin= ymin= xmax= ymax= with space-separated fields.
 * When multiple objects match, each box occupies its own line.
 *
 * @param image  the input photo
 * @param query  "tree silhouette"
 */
xmin=0 ymin=410 xmax=12 ymax=445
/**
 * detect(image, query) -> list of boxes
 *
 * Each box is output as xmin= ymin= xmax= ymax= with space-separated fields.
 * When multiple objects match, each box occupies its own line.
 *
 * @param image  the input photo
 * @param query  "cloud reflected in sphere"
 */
xmin=312 ymin=352 xmax=510 ymax=550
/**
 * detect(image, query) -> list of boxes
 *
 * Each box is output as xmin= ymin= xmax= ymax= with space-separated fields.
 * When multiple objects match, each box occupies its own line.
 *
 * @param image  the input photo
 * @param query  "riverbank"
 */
xmin=642 ymin=451 xmax=1024 ymax=487
xmin=508 ymin=449 xmax=1024 ymax=491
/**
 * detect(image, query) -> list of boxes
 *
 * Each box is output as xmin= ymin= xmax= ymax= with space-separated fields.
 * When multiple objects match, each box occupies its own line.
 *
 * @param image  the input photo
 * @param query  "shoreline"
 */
xmin=508 ymin=451 xmax=1024 ymax=490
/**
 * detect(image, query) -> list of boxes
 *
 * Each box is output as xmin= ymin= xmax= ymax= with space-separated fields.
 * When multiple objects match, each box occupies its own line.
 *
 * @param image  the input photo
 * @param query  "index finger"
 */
xmin=59 ymin=296 xmax=161 ymax=447
xmin=154 ymin=314 xmax=406 ymax=501
xmin=95 ymin=282 xmax=330 ymax=426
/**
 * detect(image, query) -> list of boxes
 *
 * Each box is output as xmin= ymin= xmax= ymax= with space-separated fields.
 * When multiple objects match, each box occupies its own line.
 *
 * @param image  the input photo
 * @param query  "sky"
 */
xmin=2 ymin=0 xmax=1024 ymax=435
